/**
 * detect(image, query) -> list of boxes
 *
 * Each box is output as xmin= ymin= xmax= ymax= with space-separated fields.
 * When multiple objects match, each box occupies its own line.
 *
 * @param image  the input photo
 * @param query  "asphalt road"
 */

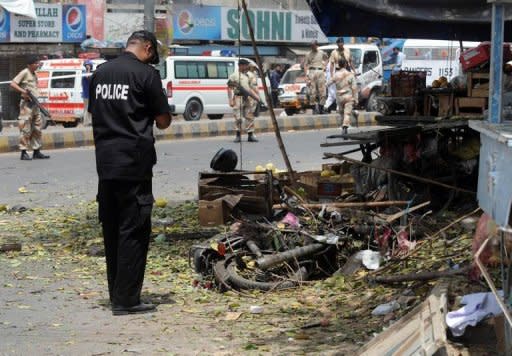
xmin=0 ymin=128 xmax=357 ymax=208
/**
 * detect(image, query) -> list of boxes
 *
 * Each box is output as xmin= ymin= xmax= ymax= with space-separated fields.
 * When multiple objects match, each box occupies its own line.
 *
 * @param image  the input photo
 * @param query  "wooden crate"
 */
xmin=467 ymin=72 xmax=489 ymax=98
xmin=391 ymin=71 xmax=427 ymax=97
xmin=198 ymin=171 xmax=273 ymax=217
xmin=455 ymin=97 xmax=487 ymax=116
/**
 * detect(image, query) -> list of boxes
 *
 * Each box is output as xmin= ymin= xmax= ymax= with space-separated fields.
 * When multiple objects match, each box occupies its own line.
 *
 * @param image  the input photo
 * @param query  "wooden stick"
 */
xmin=273 ymin=200 xmax=410 ymax=210
xmin=370 ymin=267 xmax=468 ymax=284
xmin=475 ymin=236 xmax=512 ymax=328
xmin=385 ymin=201 xmax=431 ymax=223
xmin=0 ymin=243 xmax=21 ymax=252
xmin=240 ymin=0 xmax=296 ymax=186
xmin=324 ymin=152 xmax=476 ymax=195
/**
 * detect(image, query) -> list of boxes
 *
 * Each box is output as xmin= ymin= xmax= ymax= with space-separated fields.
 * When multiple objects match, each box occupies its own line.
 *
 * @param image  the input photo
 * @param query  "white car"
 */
xmin=158 ymin=55 xmax=268 ymax=121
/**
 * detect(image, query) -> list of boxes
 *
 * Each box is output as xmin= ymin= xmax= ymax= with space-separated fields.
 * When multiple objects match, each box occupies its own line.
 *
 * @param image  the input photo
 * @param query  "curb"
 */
xmin=0 ymin=112 xmax=381 ymax=153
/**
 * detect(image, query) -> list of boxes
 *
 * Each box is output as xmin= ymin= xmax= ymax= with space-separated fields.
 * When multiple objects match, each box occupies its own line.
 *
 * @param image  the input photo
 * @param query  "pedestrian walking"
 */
xmin=327 ymin=58 xmax=358 ymax=136
xmin=88 ymin=30 xmax=172 ymax=316
xmin=227 ymin=59 xmax=260 ymax=143
xmin=392 ymin=47 xmax=406 ymax=74
xmin=81 ymin=60 xmax=93 ymax=126
xmin=270 ymin=64 xmax=282 ymax=107
xmin=10 ymin=55 xmax=50 ymax=161
xmin=304 ymin=40 xmax=328 ymax=114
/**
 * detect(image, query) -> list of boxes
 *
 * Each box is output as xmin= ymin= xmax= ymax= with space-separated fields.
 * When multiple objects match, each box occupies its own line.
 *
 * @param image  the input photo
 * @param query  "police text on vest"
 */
xmin=96 ymin=84 xmax=129 ymax=100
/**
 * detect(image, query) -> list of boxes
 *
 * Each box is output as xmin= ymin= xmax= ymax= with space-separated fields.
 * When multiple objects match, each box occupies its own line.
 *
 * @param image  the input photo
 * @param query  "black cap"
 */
xmin=238 ymin=58 xmax=250 ymax=65
xmin=336 ymin=37 xmax=345 ymax=44
xmin=26 ymin=55 xmax=39 ymax=65
xmin=127 ymin=30 xmax=160 ymax=64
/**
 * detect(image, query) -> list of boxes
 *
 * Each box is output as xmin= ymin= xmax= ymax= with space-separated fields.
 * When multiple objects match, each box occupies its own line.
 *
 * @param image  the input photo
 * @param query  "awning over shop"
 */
xmin=287 ymin=47 xmax=310 ymax=57
xmin=307 ymin=0 xmax=512 ymax=41
xmin=183 ymin=44 xmax=280 ymax=57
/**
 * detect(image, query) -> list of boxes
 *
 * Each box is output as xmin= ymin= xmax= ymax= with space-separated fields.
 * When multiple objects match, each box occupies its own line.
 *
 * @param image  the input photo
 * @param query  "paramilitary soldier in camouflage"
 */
xmin=227 ymin=59 xmax=260 ymax=143
xmin=10 ymin=55 xmax=50 ymax=161
xmin=327 ymin=58 xmax=358 ymax=136
xmin=304 ymin=40 xmax=328 ymax=114
xmin=329 ymin=37 xmax=353 ymax=77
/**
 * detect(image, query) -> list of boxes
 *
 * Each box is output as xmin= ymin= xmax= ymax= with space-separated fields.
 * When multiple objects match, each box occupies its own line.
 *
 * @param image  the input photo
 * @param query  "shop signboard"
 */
xmin=173 ymin=5 xmax=221 ymax=40
xmin=221 ymin=8 xmax=328 ymax=43
xmin=0 ymin=3 xmax=86 ymax=43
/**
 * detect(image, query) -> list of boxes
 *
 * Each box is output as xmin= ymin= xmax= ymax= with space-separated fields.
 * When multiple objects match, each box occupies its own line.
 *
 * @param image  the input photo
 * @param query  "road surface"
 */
xmin=0 ymin=128 xmax=356 ymax=207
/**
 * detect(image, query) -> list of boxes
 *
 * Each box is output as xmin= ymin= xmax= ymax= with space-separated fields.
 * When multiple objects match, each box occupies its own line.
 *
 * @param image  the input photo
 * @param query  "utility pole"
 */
xmin=144 ymin=0 xmax=155 ymax=32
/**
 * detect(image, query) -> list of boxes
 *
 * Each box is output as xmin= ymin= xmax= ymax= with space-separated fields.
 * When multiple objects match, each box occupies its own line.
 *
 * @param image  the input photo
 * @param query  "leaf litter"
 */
xmin=0 ymin=200 xmax=484 ymax=354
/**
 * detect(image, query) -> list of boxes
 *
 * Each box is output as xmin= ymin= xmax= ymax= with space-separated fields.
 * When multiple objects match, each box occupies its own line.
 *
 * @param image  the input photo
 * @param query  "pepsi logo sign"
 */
xmin=65 ymin=6 xmax=83 ymax=32
xmin=0 ymin=8 xmax=7 ymax=32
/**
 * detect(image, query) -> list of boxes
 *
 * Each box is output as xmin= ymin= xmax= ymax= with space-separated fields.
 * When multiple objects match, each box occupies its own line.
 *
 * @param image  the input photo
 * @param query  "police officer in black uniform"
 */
xmin=88 ymin=30 xmax=171 ymax=315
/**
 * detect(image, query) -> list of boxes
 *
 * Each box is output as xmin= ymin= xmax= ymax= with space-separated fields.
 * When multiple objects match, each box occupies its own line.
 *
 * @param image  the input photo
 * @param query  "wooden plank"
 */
xmin=357 ymin=283 xmax=449 ymax=356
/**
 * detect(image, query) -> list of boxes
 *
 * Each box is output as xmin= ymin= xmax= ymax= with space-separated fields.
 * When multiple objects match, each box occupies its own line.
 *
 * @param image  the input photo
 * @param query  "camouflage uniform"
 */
xmin=329 ymin=68 xmax=358 ymax=127
xmin=304 ymin=49 xmax=328 ymax=106
xmin=246 ymin=69 xmax=259 ymax=117
xmin=12 ymin=68 xmax=42 ymax=151
xmin=228 ymin=71 xmax=255 ymax=133
xmin=329 ymin=47 xmax=352 ymax=73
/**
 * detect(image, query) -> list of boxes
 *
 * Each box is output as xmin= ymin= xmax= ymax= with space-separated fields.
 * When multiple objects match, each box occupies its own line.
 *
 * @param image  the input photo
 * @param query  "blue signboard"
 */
xmin=62 ymin=5 xmax=86 ymax=43
xmin=0 ymin=6 xmax=10 ymax=42
xmin=173 ymin=5 xmax=221 ymax=40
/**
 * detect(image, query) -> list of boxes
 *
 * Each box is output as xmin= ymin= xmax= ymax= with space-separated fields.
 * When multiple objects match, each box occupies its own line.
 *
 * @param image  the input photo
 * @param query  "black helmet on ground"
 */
xmin=210 ymin=148 xmax=238 ymax=172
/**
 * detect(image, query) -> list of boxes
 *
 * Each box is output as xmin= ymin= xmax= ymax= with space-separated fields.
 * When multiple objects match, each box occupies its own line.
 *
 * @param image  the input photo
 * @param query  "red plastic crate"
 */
xmin=460 ymin=42 xmax=512 ymax=72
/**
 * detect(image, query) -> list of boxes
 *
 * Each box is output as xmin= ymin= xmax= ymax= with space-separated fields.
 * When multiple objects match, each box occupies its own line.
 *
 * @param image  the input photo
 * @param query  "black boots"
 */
xmin=248 ymin=133 xmax=258 ymax=142
xmin=33 ymin=150 xmax=50 ymax=159
xmin=342 ymin=126 xmax=349 ymax=140
xmin=234 ymin=132 xmax=258 ymax=143
xmin=112 ymin=302 xmax=156 ymax=316
xmin=234 ymin=131 xmax=241 ymax=143
xmin=20 ymin=150 xmax=31 ymax=161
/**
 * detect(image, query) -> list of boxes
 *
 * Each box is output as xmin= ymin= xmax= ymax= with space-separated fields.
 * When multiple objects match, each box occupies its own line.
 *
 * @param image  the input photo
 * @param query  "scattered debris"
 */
xmin=0 ymin=243 xmax=22 ymax=253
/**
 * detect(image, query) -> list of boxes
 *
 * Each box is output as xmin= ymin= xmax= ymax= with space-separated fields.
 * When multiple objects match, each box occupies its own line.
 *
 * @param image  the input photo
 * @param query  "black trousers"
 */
xmin=97 ymin=179 xmax=154 ymax=307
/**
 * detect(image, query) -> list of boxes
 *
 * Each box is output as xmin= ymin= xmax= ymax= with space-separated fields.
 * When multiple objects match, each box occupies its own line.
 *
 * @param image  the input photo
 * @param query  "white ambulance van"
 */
xmin=401 ymin=40 xmax=479 ymax=86
xmin=158 ymin=56 xmax=267 ymax=121
xmin=37 ymin=58 xmax=105 ymax=128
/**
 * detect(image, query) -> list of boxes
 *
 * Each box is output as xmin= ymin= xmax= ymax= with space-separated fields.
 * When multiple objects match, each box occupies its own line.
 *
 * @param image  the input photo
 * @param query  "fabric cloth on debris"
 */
xmin=445 ymin=291 xmax=503 ymax=337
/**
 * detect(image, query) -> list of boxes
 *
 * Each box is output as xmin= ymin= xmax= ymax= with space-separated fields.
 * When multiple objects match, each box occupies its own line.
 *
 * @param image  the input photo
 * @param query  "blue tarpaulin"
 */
xmin=308 ymin=0 xmax=512 ymax=41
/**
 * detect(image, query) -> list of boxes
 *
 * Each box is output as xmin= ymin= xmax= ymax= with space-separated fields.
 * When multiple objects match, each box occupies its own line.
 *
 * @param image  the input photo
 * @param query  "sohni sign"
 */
xmin=0 ymin=4 xmax=86 ymax=43
xmin=221 ymin=8 xmax=328 ymax=43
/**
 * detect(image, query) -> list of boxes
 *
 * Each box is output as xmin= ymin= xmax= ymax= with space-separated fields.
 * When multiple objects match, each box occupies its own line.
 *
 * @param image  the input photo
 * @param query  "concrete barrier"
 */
xmin=0 ymin=112 xmax=381 ymax=153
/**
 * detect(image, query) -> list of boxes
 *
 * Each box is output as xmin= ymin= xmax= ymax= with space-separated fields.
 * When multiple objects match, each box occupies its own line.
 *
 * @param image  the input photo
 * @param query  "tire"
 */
xmin=183 ymin=98 xmax=203 ymax=121
xmin=62 ymin=120 xmax=78 ymax=128
xmin=366 ymin=90 xmax=379 ymax=112
xmin=207 ymin=114 xmax=223 ymax=120
xmin=284 ymin=108 xmax=297 ymax=116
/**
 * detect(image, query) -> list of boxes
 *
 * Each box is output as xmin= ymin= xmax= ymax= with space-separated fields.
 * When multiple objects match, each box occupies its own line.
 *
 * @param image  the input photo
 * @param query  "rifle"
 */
xmin=227 ymin=79 xmax=261 ymax=102
xmin=26 ymin=90 xmax=52 ymax=118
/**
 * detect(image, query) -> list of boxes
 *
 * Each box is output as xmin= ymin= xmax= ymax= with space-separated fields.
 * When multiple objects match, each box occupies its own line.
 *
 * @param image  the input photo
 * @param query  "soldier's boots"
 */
xmin=20 ymin=150 xmax=31 ymax=161
xmin=248 ymin=133 xmax=258 ymax=142
xmin=342 ymin=126 xmax=349 ymax=140
xmin=234 ymin=131 xmax=241 ymax=143
xmin=33 ymin=150 xmax=50 ymax=159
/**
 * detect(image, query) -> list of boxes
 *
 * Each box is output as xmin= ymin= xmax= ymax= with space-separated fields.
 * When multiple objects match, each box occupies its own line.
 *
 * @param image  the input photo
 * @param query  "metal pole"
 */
xmin=489 ymin=2 xmax=505 ymax=124
xmin=144 ymin=0 xmax=155 ymax=32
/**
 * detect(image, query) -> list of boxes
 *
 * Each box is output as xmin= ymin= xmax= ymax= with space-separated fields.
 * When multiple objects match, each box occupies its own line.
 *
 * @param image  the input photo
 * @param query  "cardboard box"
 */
xmin=198 ymin=199 xmax=228 ymax=227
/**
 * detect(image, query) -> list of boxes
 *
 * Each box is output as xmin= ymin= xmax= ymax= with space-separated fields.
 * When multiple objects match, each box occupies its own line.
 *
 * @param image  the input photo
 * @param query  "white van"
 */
xmin=37 ymin=58 xmax=105 ymax=127
xmin=158 ymin=56 xmax=267 ymax=121
xmin=402 ymin=39 xmax=479 ymax=86
xmin=318 ymin=44 xmax=383 ymax=110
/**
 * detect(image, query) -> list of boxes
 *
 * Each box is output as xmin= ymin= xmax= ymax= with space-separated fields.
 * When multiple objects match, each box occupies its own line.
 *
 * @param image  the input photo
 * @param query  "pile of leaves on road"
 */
xmin=0 ymin=198 xmax=489 ymax=352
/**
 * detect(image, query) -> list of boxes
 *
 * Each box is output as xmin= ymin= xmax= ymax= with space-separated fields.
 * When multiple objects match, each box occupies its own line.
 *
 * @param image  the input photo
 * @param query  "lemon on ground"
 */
xmin=155 ymin=198 xmax=168 ymax=208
